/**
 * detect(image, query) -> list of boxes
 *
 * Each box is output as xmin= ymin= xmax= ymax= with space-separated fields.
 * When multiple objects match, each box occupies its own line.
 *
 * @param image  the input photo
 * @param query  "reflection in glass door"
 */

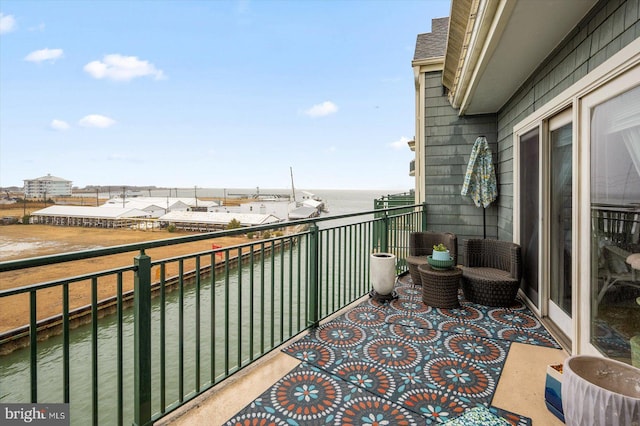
xmin=588 ymin=83 xmax=640 ymax=362
xmin=548 ymin=112 xmax=573 ymax=336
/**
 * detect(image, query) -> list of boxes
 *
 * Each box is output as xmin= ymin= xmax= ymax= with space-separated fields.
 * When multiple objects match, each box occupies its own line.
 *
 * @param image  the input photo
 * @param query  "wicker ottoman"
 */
xmin=407 ymin=255 xmax=429 ymax=286
xmin=418 ymin=264 xmax=462 ymax=308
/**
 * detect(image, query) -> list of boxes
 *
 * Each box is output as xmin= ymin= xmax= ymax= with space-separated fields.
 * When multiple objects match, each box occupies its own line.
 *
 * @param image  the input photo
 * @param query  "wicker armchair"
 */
xmin=460 ymin=239 xmax=522 ymax=307
xmin=406 ymin=232 xmax=457 ymax=285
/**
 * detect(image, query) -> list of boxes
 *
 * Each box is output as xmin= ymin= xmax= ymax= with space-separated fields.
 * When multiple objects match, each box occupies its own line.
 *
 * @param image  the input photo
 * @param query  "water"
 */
xmin=0 ymin=188 xmax=405 ymax=425
xmin=87 ymin=187 xmax=397 ymax=212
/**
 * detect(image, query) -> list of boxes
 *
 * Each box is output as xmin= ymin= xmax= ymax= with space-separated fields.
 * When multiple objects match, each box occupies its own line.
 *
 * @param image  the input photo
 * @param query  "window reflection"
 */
xmin=590 ymin=85 xmax=640 ymax=365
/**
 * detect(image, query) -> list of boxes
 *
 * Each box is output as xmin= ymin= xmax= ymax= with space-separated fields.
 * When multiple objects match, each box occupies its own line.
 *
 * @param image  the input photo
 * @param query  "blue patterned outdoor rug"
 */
xmin=376 ymin=276 xmax=561 ymax=349
xmin=281 ymin=312 xmax=526 ymax=424
xmin=284 ymin=319 xmax=510 ymax=415
xmin=224 ymin=362 xmax=531 ymax=426
xmin=225 ymin=363 xmax=426 ymax=425
xmin=225 ymin=274 xmax=553 ymax=425
xmin=593 ymin=319 xmax=631 ymax=359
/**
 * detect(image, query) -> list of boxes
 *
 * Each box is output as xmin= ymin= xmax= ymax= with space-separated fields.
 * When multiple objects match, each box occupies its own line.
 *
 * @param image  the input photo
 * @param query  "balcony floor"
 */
xmin=158 ymin=275 xmax=568 ymax=425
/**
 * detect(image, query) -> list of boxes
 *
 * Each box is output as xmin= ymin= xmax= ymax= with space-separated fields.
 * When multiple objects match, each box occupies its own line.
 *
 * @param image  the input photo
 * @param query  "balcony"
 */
xmin=0 ymin=202 xmax=566 ymax=425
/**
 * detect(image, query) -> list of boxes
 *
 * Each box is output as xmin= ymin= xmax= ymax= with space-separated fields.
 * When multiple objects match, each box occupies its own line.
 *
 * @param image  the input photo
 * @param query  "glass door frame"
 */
xmin=514 ymin=39 xmax=640 ymax=355
xmin=578 ymin=64 xmax=640 ymax=356
xmin=514 ymin=106 xmax=575 ymax=342
xmin=546 ymin=108 xmax=575 ymax=339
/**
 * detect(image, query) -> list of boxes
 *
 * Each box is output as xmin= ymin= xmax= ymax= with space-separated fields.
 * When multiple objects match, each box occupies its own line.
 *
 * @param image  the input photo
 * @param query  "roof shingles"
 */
xmin=414 ymin=17 xmax=449 ymax=60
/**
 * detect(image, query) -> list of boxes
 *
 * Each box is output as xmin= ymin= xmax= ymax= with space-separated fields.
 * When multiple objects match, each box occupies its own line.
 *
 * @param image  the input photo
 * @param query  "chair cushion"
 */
xmin=460 ymin=266 xmax=515 ymax=283
xmin=406 ymin=255 xmax=429 ymax=266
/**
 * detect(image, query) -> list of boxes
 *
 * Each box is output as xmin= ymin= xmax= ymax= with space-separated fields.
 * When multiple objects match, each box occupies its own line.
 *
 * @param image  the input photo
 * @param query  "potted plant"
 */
xmin=562 ymin=355 xmax=640 ymax=425
xmin=432 ymin=243 xmax=450 ymax=261
xmin=370 ymin=252 xmax=398 ymax=301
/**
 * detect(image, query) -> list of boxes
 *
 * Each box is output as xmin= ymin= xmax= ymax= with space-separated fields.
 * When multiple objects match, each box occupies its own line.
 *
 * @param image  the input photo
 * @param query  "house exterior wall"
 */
xmin=422 ymin=71 xmax=498 ymax=251
xmin=496 ymin=0 xmax=640 ymax=239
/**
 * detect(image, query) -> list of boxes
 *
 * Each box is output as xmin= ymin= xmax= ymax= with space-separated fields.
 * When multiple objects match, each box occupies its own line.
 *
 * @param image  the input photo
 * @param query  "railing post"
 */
xmin=308 ymin=223 xmax=319 ymax=327
xmin=421 ymin=202 xmax=428 ymax=231
xmin=134 ymin=250 xmax=152 ymax=426
xmin=381 ymin=211 xmax=389 ymax=253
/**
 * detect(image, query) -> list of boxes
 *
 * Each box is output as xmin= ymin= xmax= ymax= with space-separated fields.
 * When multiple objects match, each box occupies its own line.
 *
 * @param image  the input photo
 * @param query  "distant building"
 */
xmin=24 ymin=174 xmax=72 ymax=198
xmin=159 ymin=211 xmax=281 ymax=231
xmin=102 ymin=197 xmax=218 ymax=213
xmin=30 ymin=205 xmax=150 ymax=228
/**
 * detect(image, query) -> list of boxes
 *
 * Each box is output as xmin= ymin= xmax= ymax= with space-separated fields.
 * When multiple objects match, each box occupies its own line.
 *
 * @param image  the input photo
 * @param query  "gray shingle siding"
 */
xmin=496 ymin=0 xmax=639 ymax=240
xmin=422 ymin=72 xmax=498 ymax=251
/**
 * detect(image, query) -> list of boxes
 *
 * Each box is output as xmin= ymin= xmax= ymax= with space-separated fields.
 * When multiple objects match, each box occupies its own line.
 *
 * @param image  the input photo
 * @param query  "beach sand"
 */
xmin=0 ymin=224 xmax=251 ymax=332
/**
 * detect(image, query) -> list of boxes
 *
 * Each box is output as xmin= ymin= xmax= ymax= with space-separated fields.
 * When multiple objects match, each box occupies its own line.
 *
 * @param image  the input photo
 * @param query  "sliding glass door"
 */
xmin=519 ymin=128 xmax=540 ymax=306
xmin=583 ymin=81 xmax=640 ymax=362
xmin=548 ymin=111 xmax=573 ymax=336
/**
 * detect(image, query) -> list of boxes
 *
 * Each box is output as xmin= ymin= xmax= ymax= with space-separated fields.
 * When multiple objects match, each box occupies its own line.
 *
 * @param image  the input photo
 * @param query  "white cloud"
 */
xmin=78 ymin=114 xmax=116 ymax=128
xmin=50 ymin=119 xmax=70 ymax=131
xmin=24 ymin=48 xmax=63 ymax=63
xmin=304 ymin=101 xmax=338 ymax=118
xmin=0 ymin=13 xmax=17 ymax=34
xmin=389 ymin=136 xmax=411 ymax=150
xmin=84 ymin=54 xmax=166 ymax=82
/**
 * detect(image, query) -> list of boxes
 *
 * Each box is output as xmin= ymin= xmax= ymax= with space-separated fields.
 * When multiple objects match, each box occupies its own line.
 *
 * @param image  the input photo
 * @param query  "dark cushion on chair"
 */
xmin=410 ymin=232 xmax=458 ymax=264
xmin=408 ymin=232 xmax=458 ymax=286
xmin=459 ymin=267 xmax=514 ymax=283
xmin=460 ymin=239 xmax=522 ymax=307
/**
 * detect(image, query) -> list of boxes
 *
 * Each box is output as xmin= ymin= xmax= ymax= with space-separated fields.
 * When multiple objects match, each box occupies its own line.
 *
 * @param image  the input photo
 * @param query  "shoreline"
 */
xmin=0 ymin=237 xmax=295 ymax=355
xmin=0 ymin=224 xmax=253 ymax=334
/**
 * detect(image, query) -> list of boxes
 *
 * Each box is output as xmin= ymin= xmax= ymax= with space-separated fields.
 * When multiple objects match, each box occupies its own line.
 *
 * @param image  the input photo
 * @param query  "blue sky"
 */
xmin=0 ymin=0 xmax=450 ymax=190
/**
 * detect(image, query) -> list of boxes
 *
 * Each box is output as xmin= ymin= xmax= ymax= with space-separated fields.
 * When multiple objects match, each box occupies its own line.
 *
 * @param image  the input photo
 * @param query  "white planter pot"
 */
xmin=432 ymin=250 xmax=450 ymax=261
xmin=370 ymin=253 xmax=396 ymax=295
xmin=562 ymin=355 xmax=640 ymax=426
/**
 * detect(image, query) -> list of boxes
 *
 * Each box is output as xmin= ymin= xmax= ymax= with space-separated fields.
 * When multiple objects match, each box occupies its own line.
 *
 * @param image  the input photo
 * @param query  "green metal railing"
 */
xmin=0 ymin=203 xmax=426 ymax=425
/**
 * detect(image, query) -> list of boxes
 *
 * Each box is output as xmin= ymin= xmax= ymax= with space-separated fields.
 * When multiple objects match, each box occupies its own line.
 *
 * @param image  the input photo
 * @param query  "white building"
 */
xmin=24 ymin=174 xmax=72 ymax=198
xmin=239 ymin=201 xmax=296 ymax=221
xmin=100 ymin=199 xmax=168 ymax=218
xmin=159 ymin=211 xmax=281 ymax=231
xmin=102 ymin=197 xmax=217 ymax=213
xmin=30 ymin=205 xmax=150 ymax=227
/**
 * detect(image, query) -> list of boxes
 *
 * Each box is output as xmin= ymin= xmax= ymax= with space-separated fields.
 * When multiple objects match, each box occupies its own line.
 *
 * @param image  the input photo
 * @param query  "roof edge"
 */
xmin=442 ymin=0 xmax=473 ymax=89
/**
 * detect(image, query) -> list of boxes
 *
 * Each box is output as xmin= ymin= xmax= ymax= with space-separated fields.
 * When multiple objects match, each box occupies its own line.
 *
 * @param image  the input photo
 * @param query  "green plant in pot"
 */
xmin=432 ymin=243 xmax=450 ymax=261
xmin=632 ymin=297 xmax=640 ymax=368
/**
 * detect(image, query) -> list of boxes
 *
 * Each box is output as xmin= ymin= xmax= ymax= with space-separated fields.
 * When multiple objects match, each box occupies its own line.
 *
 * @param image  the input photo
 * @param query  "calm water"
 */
xmin=98 ymin=187 xmax=400 ymax=215
xmin=0 ymin=188 xmax=406 ymax=425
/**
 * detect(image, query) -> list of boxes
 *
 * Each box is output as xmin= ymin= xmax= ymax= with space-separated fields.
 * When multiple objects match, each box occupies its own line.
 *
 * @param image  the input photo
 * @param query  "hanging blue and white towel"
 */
xmin=461 ymin=136 xmax=498 ymax=208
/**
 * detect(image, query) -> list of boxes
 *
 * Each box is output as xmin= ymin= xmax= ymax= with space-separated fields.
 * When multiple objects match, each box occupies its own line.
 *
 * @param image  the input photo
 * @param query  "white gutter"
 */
xmin=450 ymin=0 xmax=515 ymax=115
